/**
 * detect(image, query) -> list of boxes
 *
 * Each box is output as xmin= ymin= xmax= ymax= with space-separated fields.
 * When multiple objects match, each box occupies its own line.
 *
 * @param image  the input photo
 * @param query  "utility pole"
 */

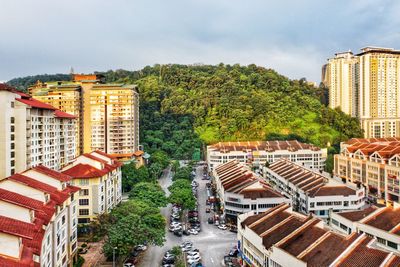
xmin=113 ymin=247 xmax=117 ymax=267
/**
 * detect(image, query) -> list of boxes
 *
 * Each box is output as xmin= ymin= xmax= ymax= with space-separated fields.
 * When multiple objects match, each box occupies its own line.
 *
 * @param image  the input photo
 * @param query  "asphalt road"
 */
xmin=138 ymin=164 xmax=236 ymax=267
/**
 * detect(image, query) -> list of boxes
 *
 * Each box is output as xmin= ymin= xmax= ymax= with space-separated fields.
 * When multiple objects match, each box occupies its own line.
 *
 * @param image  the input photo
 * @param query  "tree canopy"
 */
xmin=129 ymin=182 xmax=168 ymax=208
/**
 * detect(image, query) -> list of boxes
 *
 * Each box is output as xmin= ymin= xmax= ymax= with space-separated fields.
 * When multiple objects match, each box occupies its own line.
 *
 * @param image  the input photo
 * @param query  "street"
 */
xmin=138 ymin=164 xmax=236 ymax=267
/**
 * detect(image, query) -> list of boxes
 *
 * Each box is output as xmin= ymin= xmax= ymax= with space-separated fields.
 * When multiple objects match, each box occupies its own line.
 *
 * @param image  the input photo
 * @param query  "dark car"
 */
xmin=174 ymin=230 xmax=183 ymax=237
xmin=207 ymin=217 xmax=214 ymax=224
xmin=206 ymin=207 xmax=210 ymax=213
xmin=229 ymin=249 xmax=239 ymax=257
xmin=183 ymin=229 xmax=190 ymax=236
xmin=162 ymin=258 xmax=175 ymax=264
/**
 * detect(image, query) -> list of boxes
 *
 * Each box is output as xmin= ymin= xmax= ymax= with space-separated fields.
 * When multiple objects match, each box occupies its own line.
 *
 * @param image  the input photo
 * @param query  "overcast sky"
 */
xmin=1 ymin=0 xmax=400 ymax=82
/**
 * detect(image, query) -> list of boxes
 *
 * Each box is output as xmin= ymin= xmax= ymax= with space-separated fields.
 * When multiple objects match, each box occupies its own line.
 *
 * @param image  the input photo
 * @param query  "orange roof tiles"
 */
xmin=363 ymin=206 xmax=400 ymax=234
xmin=16 ymin=97 xmax=57 ymax=110
xmin=54 ymin=109 xmax=76 ymax=119
xmin=62 ymin=163 xmax=106 ymax=178
xmin=31 ymin=165 xmax=72 ymax=182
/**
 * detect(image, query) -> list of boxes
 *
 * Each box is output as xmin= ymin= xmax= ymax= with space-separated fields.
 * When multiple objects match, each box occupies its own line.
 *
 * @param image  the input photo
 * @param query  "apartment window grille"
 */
xmin=79 ymin=199 xmax=89 ymax=206
xmin=79 ymin=209 xmax=89 ymax=216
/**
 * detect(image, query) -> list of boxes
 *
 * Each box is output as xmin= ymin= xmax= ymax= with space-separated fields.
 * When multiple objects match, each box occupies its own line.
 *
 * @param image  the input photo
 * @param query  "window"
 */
xmin=10 ymin=117 xmax=14 ymax=123
xmin=62 ymin=215 xmax=65 ymax=224
xmin=79 ymin=189 xmax=89 ymax=196
xmin=377 ymin=237 xmax=386 ymax=245
xmin=79 ymin=179 xmax=89 ymax=186
xmin=11 ymin=101 xmax=14 ymax=108
xmin=11 ymin=134 xmax=14 ymax=141
xmin=79 ymin=199 xmax=89 ymax=206
xmin=11 ymin=160 xmax=15 ymax=167
xmin=78 ymin=218 xmax=90 ymax=224
xmin=79 ymin=209 xmax=89 ymax=216
xmin=10 ymin=143 xmax=14 ymax=150
xmin=388 ymin=241 xmax=398 ymax=250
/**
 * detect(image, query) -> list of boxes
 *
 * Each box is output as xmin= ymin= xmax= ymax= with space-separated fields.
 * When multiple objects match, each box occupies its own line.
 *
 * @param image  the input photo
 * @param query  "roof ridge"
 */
xmin=249 ymin=203 xmax=290 ymax=228
xmin=329 ymin=233 xmax=367 ymax=266
xmin=275 ymin=218 xmax=320 ymax=248
xmin=297 ymin=231 xmax=332 ymax=259
xmin=260 ymin=214 xmax=296 ymax=237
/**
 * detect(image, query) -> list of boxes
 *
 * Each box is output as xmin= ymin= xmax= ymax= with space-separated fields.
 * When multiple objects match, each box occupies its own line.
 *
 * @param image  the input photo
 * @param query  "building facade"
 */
xmin=61 ymin=151 xmax=122 ymax=224
xmin=207 ymin=140 xmax=327 ymax=172
xmin=0 ymin=165 xmax=80 ymax=267
xmin=29 ymin=74 xmax=139 ymax=156
xmin=325 ymin=51 xmax=359 ymax=116
xmin=330 ymin=204 xmax=400 ymax=254
xmin=264 ymin=158 xmax=365 ymax=218
xmin=0 ymin=84 xmax=76 ymax=179
xmin=324 ymin=47 xmax=400 ymax=138
xmin=334 ymin=137 xmax=400 ymax=204
xmin=237 ymin=203 xmax=400 ymax=267
xmin=213 ymin=161 xmax=289 ymax=219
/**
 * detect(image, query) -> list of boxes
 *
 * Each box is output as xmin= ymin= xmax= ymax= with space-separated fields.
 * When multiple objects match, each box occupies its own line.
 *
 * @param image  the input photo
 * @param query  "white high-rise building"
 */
xmin=0 ymin=84 xmax=76 ymax=179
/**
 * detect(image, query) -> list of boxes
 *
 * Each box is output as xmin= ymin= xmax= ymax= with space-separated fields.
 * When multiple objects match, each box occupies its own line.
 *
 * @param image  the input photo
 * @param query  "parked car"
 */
xmin=135 ymin=244 xmax=147 ymax=251
xmin=174 ymin=230 xmax=183 ymax=237
xmin=229 ymin=249 xmax=239 ymax=257
xmin=162 ymin=258 xmax=175 ymax=264
xmin=218 ymin=224 xmax=228 ymax=230
xmin=205 ymin=207 xmax=210 ymax=213
xmin=187 ymin=256 xmax=202 ymax=264
xmin=214 ymin=220 xmax=220 ymax=226
xmin=188 ymin=229 xmax=199 ymax=235
xmin=180 ymin=241 xmax=193 ymax=248
xmin=207 ymin=217 xmax=214 ymax=224
xmin=163 ymin=255 xmax=175 ymax=261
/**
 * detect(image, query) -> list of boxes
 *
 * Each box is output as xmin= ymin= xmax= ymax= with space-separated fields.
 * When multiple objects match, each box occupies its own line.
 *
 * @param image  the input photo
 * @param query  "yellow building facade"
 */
xmin=29 ymin=74 xmax=139 ymax=156
xmin=324 ymin=47 xmax=400 ymax=138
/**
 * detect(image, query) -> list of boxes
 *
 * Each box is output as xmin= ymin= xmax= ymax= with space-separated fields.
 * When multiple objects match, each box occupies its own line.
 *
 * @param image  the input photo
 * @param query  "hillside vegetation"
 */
xmin=7 ymin=64 xmax=363 ymax=161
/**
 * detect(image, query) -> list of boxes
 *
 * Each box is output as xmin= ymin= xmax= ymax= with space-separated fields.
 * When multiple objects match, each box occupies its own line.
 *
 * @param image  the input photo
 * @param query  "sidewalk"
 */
xmin=81 ymin=241 xmax=107 ymax=267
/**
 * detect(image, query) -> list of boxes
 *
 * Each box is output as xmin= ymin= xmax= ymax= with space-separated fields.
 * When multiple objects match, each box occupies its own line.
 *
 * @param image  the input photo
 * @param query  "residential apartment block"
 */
xmin=61 ymin=151 xmax=122 ymax=224
xmin=330 ymin=204 xmax=400 ymax=253
xmin=207 ymin=140 xmax=327 ymax=172
xmin=0 ymin=165 xmax=80 ymax=267
xmin=334 ymin=137 xmax=400 ymax=204
xmin=0 ymin=84 xmax=76 ymax=179
xmin=29 ymin=74 xmax=139 ymax=156
xmin=264 ymin=158 xmax=365 ymax=218
xmin=237 ymin=203 xmax=400 ymax=267
xmin=213 ymin=160 xmax=289 ymax=219
xmin=324 ymin=47 xmax=400 ymax=138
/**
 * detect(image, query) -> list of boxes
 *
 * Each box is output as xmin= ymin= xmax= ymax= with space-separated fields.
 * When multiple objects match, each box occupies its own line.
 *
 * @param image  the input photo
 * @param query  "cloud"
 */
xmin=1 ymin=0 xmax=400 ymax=81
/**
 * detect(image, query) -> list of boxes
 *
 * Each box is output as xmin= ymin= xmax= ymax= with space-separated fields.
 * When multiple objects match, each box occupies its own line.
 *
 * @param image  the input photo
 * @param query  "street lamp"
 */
xmin=113 ymin=247 xmax=117 ymax=267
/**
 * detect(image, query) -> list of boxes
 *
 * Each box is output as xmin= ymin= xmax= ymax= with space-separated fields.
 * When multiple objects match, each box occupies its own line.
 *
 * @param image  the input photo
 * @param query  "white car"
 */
xmin=186 ymin=251 xmax=200 ymax=257
xmin=188 ymin=229 xmax=199 ymax=235
xmin=180 ymin=241 xmax=193 ymax=248
xmin=170 ymin=222 xmax=181 ymax=227
xmin=218 ymin=224 xmax=227 ymax=230
xmin=187 ymin=256 xmax=201 ymax=264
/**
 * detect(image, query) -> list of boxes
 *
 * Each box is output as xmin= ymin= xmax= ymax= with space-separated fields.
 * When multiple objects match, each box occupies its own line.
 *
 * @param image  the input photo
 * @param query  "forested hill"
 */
xmin=7 ymin=64 xmax=363 ymax=160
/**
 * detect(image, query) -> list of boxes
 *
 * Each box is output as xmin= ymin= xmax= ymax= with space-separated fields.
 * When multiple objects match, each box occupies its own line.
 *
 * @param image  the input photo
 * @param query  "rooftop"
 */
xmin=208 ymin=140 xmax=322 ymax=153
xmin=336 ymin=206 xmax=379 ymax=222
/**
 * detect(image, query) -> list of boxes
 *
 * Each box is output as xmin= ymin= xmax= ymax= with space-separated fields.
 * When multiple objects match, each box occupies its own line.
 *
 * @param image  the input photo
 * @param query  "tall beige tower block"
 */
xmin=29 ymin=74 xmax=139 ymax=155
xmin=324 ymin=47 xmax=400 ymax=138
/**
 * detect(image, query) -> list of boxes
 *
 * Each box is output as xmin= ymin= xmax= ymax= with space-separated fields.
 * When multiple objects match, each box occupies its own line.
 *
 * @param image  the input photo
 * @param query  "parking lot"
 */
xmin=138 ymin=164 xmax=237 ymax=267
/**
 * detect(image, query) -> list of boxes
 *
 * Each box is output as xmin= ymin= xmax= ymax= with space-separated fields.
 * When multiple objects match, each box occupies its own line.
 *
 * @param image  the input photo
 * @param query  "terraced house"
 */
xmin=334 ymin=137 xmax=400 ymax=204
xmin=61 ymin=151 xmax=122 ymax=224
xmin=0 ymin=165 xmax=79 ymax=267
xmin=264 ymin=158 xmax=365 ymax=218
xmin=238 ymin=203 xmax=400 ymax=267
xmin=330 ymin=203 xmax=400 ymax=253
xmin=213 ymin=160 xmax=289 ymax=220
xmin=207 ymin=140 xmax=327 ymax=172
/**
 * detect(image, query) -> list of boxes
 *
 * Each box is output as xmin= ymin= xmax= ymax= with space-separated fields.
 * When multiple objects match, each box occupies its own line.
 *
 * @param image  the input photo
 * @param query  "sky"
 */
xmin=1 ymin=0 xmax=400 ymax=82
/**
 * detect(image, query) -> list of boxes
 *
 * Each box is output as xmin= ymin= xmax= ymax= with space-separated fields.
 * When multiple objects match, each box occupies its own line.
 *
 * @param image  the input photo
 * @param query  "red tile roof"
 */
xmin=30 ymin=165 xmax=72 ymax=182
xmin=0 ymin=245 xmax=35 ymax=267
xmin=363 ymin=206 xmax=400 ymax=234
xmin=62 ymin=163 xmax=107 ymax=178
xmin=0 ymin=215 xmax=37 ymax=239
xmin=54 ymin=109 xmax=76 ymax=119
xmin=16 ymin=97 xmax=57 ymax=110
xmin=94 ymin=150 xmax=116 ymax=159
xmin=0 ymin=188 xmax=55 ymax=225
xmin=312 ymin=186 xmax=356 ymax=197
xmin=7 ymin=174 xmax=71 ymax=205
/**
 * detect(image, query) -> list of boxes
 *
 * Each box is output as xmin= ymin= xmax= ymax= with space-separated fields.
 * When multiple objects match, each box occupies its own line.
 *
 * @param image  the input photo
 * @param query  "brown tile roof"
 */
xmin=209 ymin=140 xmax=322 ymax=153
xmin=335 ymin=236 xmax=390 ymax=267
xmin=336 ymin=206 xmax=378 ymax=222
xmin=299 ymin=232 xmax=360 ymax=267
xmin=363 ymin=206 xmax=400 ymax=233
xmin=216 ymin=161 xmax=283 ymax=199
xmin=277 ymin=221 xmax=327 ymax=257
xmin=311 ymin=186 xmax=356 ymax=197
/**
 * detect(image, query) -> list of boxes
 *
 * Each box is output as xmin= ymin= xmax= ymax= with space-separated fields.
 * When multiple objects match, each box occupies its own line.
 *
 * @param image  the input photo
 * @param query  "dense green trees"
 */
xmin=172 ymin=166 xmax=192 ymax=181
xmin=168 ymin=179 xmax=196 ymax=210
xmin=129 ymin=182 xmax=168 ymax=208
xmin=102 ymin=200 xmax=165 ymax=258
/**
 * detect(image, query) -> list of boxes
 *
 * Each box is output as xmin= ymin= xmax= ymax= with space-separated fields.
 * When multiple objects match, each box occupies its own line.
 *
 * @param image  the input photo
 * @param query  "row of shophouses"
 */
xmin=211 ymin=137 xmax=400 ymax=267
xmin=0 ymin=84 xmax=124 ymax=266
